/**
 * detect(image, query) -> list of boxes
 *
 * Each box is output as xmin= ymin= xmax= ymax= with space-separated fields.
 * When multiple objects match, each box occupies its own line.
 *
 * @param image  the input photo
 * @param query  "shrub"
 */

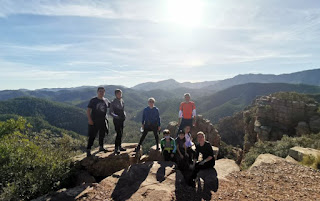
xmin=300 ymin=154 xmax=320 ymax=170
xmin=0 ymin=118 xmax=72 ymax=201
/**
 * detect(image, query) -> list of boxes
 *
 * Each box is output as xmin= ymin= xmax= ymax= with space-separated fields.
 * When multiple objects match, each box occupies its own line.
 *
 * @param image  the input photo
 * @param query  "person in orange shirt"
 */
xmin=178 ymin=93 xmax=196 ymax=134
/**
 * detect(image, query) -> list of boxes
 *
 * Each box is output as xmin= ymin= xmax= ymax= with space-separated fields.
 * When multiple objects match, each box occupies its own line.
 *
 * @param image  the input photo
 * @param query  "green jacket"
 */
xmin=160 ymin=137 xmax=177 ymax=153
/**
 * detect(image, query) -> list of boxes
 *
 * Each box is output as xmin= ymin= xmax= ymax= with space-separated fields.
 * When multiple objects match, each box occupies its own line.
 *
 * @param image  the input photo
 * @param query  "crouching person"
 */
xmin=189 ymin=131 xmax=215 ymax=187
xmin=160 ymin=129 xmax=176 ymax=162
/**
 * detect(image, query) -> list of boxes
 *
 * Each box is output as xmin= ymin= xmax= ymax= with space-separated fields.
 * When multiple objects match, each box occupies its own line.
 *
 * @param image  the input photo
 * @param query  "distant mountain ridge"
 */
xmin=132 ymin=68 xmax=320 ymax=91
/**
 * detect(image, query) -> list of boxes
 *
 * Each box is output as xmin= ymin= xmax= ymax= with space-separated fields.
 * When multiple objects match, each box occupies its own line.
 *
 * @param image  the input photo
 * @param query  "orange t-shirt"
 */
xmin=179 ymin=101 xmax=196 ymax=119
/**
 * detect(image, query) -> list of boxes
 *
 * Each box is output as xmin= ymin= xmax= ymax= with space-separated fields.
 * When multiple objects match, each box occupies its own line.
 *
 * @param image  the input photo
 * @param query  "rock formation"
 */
xmin=288 ymin=146 xmax=320 ymax=162
xmin=167 ymin=115 xmax=221 ymax=147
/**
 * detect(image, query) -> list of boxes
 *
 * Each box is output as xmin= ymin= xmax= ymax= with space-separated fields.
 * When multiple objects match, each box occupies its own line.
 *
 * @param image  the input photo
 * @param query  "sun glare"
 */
xmin=165 ymin=0 xmax=205 ymax=27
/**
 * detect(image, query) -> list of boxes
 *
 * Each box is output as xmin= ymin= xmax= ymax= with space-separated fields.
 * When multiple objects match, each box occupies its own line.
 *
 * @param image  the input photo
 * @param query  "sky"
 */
xmin=0 ymin=0 xmax=320 ymax=90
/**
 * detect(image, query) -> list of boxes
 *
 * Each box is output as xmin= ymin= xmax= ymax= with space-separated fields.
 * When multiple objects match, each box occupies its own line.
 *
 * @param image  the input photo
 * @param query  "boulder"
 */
xmin=288 ymin=146 xmax=320 ymax=162
xmin=214 ymin=159 xmax=240 ymax=181
xmin=147 ymin=144 xmax=164 ymax=161
xmin=249 ymin=154 xmax=285 ymax=170
xmin=309 ymin=115 xmax=320 ymax=133
xmin=166 ymin=121 xmax=179 ymax=136
xmin=73 ymin=170 xmax=96 ymax=186
xmin=72 ymin=143 xmax=142 ymax=178
xmin=295 ymin=121 xmax=310 ymax=136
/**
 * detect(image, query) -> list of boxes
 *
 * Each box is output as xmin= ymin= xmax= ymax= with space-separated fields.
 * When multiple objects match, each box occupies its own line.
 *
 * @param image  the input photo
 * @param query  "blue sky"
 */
xmin=0 ymin=0 xmax=320 ymax=90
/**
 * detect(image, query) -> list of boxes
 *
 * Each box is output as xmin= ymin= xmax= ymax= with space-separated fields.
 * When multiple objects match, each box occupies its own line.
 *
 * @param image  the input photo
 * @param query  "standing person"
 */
xmin=160 ymin=129 xmax=176 ymax=161
xmin=136 ymin=97 xmax=161 ymax=152
xmin=189 ymin=131 xmax=215 ymax=187
xmin=178 ymin=93 xmax=196 ymax=133
xmin=86 ymin=87 xmax=110 ymax=157
xmin=110 ymin=89 xmax=126 ymax=155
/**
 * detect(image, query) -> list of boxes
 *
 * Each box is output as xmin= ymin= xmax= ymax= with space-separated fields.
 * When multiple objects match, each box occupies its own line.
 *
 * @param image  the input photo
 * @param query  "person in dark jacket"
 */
xmin=86 ymin=87 xmax=110 ymax=157
xmin=136 ymin=97 xmax=161 ymax=152
xmin=110 ymin=89 xmax=126 ymax=155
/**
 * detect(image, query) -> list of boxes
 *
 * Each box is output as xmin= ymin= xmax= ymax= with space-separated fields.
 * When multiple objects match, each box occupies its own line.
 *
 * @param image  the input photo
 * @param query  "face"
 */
xmin=185 ymin=95 xmax=190 ymax=102
xmin=179 ymin=134 xmax=185 ymax=139
xmin=184 ymin=126 xmax=191 ymax=133
xmin=116 ymin=92 xmax=122 ymax=99
xmin=97 ymin=89 xmax=105 ymax=98
xmin=148 ymin=100 xmax=154 ymax=107
xmin=164 ymin=134 xmax=170 ymax=138
xmin=197 ymin=134 xmax=205 ymax=144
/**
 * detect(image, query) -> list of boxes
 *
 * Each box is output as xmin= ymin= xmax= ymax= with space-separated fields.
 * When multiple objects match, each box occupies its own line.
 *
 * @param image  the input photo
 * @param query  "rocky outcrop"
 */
xmin=72 ymin=143 xmax=142 ymax=179
xmin=288 ymin=146 xmax=320 ymax=162
xmin=215 ymin=159 xmax=240 ymax=180
xmin=218 ymin=92 xmax=320 ymax=153
xmin=167 ymin=115 xmax=221 ymax=147
xmin=249 ymin=154 xmax=286 ymax=170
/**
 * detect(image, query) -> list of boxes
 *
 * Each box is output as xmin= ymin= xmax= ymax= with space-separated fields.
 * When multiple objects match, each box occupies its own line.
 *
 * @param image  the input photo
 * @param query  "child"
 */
xmin=160 ymin=129 xmax=176 ymax=161
xmin=184 ymin=126 xmax=194 ymax=165
xmin=176 ymin=130 xmax=189 ymax=170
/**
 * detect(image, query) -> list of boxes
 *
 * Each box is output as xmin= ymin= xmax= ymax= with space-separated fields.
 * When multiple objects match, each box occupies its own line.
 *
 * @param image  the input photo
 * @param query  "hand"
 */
xmin=170 ymin=154 xmax=174 ymax=158
xmin=199 ymin=160 xmax=206 ymax=165
xmin=88 ymin=119 xmax=94 ymax=125
xmin=193 ymin=122 xmax=196 ymax=127
xmin=158 ymin=126 xmax=161 ymax=131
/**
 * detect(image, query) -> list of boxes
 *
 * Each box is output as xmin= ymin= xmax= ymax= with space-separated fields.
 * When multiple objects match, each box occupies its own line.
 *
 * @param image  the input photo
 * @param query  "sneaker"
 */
xmin=119 ymin=147 xmax=127 ymax=151
xmin=86 ymin=149 xmax=91 ymax=157
xmin=114 ymin=147 xmax=120 ymax=155
xmin=99 ymin=147 xmax=107 ymax=153
xmin=134 ymin=145 xmax=140 ymax=152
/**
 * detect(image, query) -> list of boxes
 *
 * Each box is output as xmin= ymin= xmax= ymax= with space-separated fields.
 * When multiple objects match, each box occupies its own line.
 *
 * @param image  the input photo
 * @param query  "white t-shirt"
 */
xmin=185 ymin=133 xmax=192 ymax=147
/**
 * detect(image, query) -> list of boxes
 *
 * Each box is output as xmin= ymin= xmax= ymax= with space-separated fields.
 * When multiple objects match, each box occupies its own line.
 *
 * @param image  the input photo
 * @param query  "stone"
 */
xmin=295 ymin=121 xmax=310 ymax=136
xmin=166 ymin=121 xmax=179 ymax=136
xmin=249 ymin=154 xmax=285 ymax=170
xmin=285 ymin=155 xmax=298 ymax=164
xmin=288 ymin=146 xmax=320 ymax=162
xmin=309 ymin=115 xmax=320 ymax=133
xmin=147 ymin=145 xmax=164 ymax=161
xmin=72 ymin=143 xmax=142 ymax=178
xmin=215 ymin=159 xmax=240 ymax=181
xmin=74 ymin=170 xmax=96 ymax=186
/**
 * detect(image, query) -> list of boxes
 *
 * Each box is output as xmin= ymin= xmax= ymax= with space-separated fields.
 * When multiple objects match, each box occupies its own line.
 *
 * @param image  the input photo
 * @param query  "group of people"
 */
xmin=86 ymin=87 xmax=215 ymax=187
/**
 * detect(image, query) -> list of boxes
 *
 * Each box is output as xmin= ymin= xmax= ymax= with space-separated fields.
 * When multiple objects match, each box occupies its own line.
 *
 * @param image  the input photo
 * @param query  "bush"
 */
xmin=0 ymin=118 xmax=72 ymax=201
xmin=300 ymin=154 xmax=320 ymax=170
xmin=241 ymin=134 xmax=320 ymax=170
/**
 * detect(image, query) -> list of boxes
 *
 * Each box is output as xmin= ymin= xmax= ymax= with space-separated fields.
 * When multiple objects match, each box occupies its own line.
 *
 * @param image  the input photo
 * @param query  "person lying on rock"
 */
xmin=177 ymin=93 xmax=196 ymax=135
xmin=184 ymin=126 xmax=195 ymax=165
xmin=160 ymin=129 xmax=176 ymax=162
xmin=135 ymin=97 xmax=161 ymax=152
xmin=110 ymin=89 xmax=126 ymax=155
xmin=86 ymin=87 xmax=110 ymax=157
xmin=189 ymin=131 xmax=215 ymax=187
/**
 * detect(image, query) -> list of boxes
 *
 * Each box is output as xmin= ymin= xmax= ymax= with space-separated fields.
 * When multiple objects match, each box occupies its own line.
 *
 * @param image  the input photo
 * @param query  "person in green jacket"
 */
xmin=160 ymin=129 xmax=176 ymax=161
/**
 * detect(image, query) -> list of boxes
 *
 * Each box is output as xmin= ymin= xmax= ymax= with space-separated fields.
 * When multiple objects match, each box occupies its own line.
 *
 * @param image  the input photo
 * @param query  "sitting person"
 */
xmin=184 ymin=126 xmax=194 ymax=164
xmin=160 ymin=129 xmax=176 ymax=161
xmin=176 ymin=130 xmax=189 ymax=170
xmin=189 ymin=131 xmax=215 ymax=187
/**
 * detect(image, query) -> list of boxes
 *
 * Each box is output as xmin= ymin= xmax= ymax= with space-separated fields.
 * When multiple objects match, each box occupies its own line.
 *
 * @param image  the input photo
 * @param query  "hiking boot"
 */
xmin=86 ymin=149 xmax=91 ymax=157
xmin=99 ymin=146 xmax=107 ymax=153
xmin=119 ymin=147 xmax=127 ymax=151
xmin=134 ymin=145 xmax=140 ymax=152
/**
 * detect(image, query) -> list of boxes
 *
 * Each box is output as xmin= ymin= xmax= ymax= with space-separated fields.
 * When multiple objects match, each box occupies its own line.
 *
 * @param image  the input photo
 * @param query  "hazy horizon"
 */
xmin=1 ymin=0 xmax=320 ymax=90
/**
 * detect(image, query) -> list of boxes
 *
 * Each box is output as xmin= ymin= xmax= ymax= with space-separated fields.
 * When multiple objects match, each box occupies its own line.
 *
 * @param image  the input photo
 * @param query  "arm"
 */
xmin=142 ymin=109 xmax=146 ymax=128
xmin=178 ymin=103 xmax=183 ymax=125
xmin=87 ymin=108 xmax=93 ymax=125
xmin=192 ymin=103 xmax=196 ymax=126
xmin=157 ymin=108 xmax=161 ymax=130
xmin=172 ymin=139 xmax=177 ymax=153
xmin=109 ymin=101 xmax=119 ymax=119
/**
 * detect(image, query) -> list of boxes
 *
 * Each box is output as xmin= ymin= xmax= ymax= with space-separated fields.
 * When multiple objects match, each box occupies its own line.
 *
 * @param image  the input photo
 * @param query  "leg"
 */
xmin=87 ymin=124 xmax=98 ymax=150
xmin=139 ymin=128 xmax=149 ymax=146
xmin=153 ymin=128 xmax=159 ymax=149
xmin=163 ymin=150 xmax=170 ymax=161
xmin=178 ymin=118 xmax=186 ymax=132
xmin=114 ymin=119 xmax=122 ymax=149
xmin=97 ymin=122 xmax=106 ymax=148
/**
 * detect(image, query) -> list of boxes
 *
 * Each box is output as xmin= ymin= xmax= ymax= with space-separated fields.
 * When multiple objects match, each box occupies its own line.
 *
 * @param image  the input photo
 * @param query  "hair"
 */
xmin=184 ymin=93 xmax=191 ymax=97
xmin=97 ymin=87 xmax=105 ymax=92
xmin=178 ymin=130 xmax=184 ymax=135
xmin=115 ymin=89 xmax=122 ymax=95
xmin=148 ymin=97 xmax=156 ymax=103
xmin=197 ymin=131 xmax=205 ymax=138
xmin=163 ymin=129 xmax=170 ymax=135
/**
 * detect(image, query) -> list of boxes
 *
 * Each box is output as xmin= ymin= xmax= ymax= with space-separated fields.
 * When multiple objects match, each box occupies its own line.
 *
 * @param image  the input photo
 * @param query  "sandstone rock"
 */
xmin=309 ymin=115 xmax=320 ymax=133
xmin=215 ymin=159 xmax=240 ymax=181
xmin=166 ymin=121 xmax=179 ymax=137
xmin=74 ymin=170 xmax=96 ymax=186
xmin=72 ymin=143 xmax=142 ymax=178
xmin=285 ymin=155 xmax=298 ymax=164
xmin=249 ymin=154 xmax=285 ymax=170
xmin=147 ymin=145 xmax=164 ymax=161
xmin=295 ymin=121 xmax=310 ymax=136
xmin=288 ymin=146 xmax=320 ymax=162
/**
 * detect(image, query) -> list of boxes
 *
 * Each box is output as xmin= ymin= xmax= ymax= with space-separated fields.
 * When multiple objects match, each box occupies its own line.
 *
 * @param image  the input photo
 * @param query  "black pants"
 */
xmin=191 ymin=160 xmax=215 ymax=180
xmin=178 ymin=118 xmax=193 ymax=135
xmin=139 ymin=124 xmax=159 ymax=148
xmin=163 ymin=150 xmax=175 ymax=162
xmin=114 ymin=119 xmax=124 ymax=148
xmin=87 ymin=120 xmax=106 ymax=149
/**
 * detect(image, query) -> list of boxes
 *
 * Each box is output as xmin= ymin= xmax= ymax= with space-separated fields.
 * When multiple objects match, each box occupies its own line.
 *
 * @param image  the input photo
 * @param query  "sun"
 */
xmin=165 ymin=0 xmax=205 ymax=27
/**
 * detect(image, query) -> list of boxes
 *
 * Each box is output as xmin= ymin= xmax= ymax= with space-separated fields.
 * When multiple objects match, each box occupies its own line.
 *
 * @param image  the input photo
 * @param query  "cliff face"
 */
xmin=218 ymin=92 xmax=320 ymax=152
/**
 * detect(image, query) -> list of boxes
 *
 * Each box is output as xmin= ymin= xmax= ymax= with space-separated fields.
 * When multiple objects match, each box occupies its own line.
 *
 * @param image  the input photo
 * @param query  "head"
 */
xmin=148 ymin=97 xmax=155 ymax=108
xmin=115 ymin=89 xmax=122 ymax=99
xmin=178 ymin=130 xmax=185 ymax=139
xmin=163 ymin=129 xmax=171 ymax=139
xmin=197 ymin=131 xmax=206 ymax=144
xmin=97 ymin=87 xmax=105 ymax=99
xmin=184 ymin=126 xmax=191 ymax=133
xmin=184 ymin=93 xmax=191 ymax=102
